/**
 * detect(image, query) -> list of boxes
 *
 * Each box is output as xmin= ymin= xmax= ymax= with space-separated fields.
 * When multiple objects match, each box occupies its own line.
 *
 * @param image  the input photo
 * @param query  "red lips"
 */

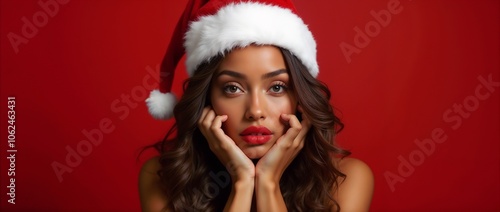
xmin=240 ymin=126 xmax=272 ymax=145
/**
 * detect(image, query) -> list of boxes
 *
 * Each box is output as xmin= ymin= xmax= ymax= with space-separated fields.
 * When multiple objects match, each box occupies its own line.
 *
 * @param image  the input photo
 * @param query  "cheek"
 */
xmin=210 ymin=89 xmax=226 ymax=115
xmin=268 ymin=96 xmax=297 ymax=115
xmin=218 ymin=108 xmax=242 ymax=140
xmin=210 ymin=97 xmax=242 ymax=135
xmin=211 ymin=98 xmax=241 ymax=117
xmin=267 ymin=96 xmax=296 ymax=135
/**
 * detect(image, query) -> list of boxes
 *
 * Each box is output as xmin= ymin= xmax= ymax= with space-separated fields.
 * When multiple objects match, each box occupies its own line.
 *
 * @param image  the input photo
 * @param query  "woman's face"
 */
xmin=210 ymin=45 xmax=297 ymax=159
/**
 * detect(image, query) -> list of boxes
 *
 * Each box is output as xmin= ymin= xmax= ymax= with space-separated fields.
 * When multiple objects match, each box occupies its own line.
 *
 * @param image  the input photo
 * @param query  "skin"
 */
xmin=199 ymin=45 xmax=310 ymax=211
xmin=139 ymin=45 xmax=374 ymax=211
xmin=206 ymin=44 xmax=298 ymax=160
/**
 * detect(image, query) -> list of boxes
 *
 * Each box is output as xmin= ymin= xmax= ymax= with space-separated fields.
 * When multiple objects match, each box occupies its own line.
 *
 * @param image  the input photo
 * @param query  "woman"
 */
xmin=140 ymin=1 xmax=373 ymax=211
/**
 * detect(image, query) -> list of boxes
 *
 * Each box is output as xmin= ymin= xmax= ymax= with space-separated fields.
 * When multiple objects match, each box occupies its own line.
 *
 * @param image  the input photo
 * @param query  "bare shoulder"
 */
xmin=138 ymin=156 xmax=168 ymax=212
xmin=334 ymin=157 xmax=374 ymax=211
xmin=338 ymin=157 xmax=373 ymax=179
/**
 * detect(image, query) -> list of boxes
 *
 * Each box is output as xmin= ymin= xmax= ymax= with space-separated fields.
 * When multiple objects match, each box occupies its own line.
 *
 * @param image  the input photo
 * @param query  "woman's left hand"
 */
xmin=255 ymin=111 xmax=311 ymax=183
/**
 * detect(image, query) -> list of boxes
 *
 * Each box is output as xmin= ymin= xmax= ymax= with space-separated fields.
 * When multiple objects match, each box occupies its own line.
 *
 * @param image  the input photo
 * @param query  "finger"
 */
xmin=287 ymin=114 xmax=307 ymax=148
xmin=282 ymin=114 xmax=302 ymax=134
xmin=198 ymin=107 xmax=211 ymax=126
xmin=296 ymin=113 xmax=311 ymax=141
xmin=199 ymin=109 xmax=216 ymax=137
xmin=202 ymin=113 xmax=226 ymax=148
xmin=202 ymin=110 xmax=216 ymax=128
xmin=266 ymin=115 xmax=301 ymax=172
xmin=207 ymin=114 xmax=231 ymax=150
xmin=283 ymin=113 xmax=310 ymax=150
xmin=210 ymin=114 xmax=228 ymax=134
xmin=277 ymin=114 xmax=302 ymax=147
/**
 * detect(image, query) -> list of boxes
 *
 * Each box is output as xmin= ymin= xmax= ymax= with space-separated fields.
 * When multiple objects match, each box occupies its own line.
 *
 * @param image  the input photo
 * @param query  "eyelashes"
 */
xmin=223 ymin=82 xmax=243 ymax=94
xmin=269 ymin=82 xmax=288 ymax=94
xmin=222 ymin=81 xmax=289 ymax=96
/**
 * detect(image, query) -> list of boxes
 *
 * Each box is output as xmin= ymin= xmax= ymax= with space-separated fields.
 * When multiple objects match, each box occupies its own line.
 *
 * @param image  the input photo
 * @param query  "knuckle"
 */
xmin=281 ymin=141 xmax=293 ymax=149
xmin=298 ymin=142 xmax=304 ymax=150
xmin=295 ymin=125 xmax=303 ymax=131
xmin=209 ymin=124 xmax=219 ymax=132
xmin=290 ymin=142 xmax=300 ymax=149
xmin=202 ymin=120 xmax=211 ymax=128
xmin=290 ymin=128 xmax=301 ymax=135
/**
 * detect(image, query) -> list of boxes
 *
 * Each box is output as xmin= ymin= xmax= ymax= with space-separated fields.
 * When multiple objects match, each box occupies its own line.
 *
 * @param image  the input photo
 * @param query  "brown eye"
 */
xmin=271 ymin=85 xmax=283 ymax=93
xmin=223 ymin=85 xmax=242 ymax=94
xmin=269 ymin=83 xmax=288 ymax=94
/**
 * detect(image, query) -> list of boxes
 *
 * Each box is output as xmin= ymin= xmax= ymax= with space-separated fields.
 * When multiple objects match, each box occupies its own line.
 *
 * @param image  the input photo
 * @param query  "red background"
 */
xmin=1 ymin=0 xmax=498 ymax=211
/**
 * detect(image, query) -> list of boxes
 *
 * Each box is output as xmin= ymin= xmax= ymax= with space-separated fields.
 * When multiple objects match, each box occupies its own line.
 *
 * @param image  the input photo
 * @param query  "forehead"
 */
xmin=217 ymin=45 xmax=287 ymax=75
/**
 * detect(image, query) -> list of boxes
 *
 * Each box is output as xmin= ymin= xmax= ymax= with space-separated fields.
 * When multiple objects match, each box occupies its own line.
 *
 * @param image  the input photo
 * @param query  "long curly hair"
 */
xmin=152 ymin=47 xmax=350 ymax=211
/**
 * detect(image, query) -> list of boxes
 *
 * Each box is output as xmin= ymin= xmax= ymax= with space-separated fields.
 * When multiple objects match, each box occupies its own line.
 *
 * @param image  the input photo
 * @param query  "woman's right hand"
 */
xmin=199 ymin=107 xmax=255 ymax=211
xmin=198 ymin=107 xmax=255 ymax=182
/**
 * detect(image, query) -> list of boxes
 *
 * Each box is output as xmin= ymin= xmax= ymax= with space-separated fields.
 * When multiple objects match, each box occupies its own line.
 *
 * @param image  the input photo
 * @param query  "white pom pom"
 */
xmin=145 ymin=90 xmax=177 ymax=120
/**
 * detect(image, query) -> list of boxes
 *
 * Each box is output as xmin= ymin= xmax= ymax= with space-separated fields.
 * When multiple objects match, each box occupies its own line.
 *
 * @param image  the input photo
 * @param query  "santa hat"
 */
xmin=146 ymin=0 xmax=318 ymax=120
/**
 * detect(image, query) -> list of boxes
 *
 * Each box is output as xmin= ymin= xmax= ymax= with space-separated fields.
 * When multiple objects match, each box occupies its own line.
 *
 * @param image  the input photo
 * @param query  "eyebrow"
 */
xmin=216 ymin=69 xmax=287 ymax=80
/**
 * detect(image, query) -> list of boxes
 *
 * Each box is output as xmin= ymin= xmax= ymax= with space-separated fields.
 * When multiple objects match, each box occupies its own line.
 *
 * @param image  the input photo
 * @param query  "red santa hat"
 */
xmin=146 ymin=0 xmax=318 ymax=119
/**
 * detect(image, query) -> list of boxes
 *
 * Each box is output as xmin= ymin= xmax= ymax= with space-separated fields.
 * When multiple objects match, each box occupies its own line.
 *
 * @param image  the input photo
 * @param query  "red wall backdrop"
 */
xmin=0 ymin=0 xmax=498 ymax=211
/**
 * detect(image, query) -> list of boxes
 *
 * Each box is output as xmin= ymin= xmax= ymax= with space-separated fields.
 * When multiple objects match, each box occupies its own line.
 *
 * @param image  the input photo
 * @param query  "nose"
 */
xmin=245 ymin=92 xmax=266 ymax=120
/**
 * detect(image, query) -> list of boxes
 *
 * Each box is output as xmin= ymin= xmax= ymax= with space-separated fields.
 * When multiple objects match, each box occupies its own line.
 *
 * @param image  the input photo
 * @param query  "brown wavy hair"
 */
xmin=151 ymin=46 xmax=350 ymax=211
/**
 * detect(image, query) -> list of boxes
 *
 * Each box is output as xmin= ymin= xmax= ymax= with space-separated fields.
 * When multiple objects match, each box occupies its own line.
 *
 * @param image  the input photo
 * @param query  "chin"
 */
xmin=241 ymin=143 xmax=273 ymax=159
xmin=245 ymin=153 xmax=264 ymax=159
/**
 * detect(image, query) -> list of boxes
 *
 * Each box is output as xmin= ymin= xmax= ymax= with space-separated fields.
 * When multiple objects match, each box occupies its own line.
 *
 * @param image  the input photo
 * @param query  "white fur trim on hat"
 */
xmin=145 ymin=90 xmax=177 ymax=120
xmin=184 ymin=2 xmax=318 ymax=77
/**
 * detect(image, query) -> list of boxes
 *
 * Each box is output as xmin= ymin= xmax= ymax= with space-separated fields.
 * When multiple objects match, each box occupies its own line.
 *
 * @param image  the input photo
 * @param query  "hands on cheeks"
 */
xmin=197 ymin=106 xmax=311 ymax=185
xmin=255 ymin=106 xmax=311 ymax=184
xmin=198 ymin=107 xmax=255 ymax=181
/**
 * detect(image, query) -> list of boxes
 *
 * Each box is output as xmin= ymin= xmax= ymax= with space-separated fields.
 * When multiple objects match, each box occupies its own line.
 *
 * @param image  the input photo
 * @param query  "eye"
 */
xmin=269 ymin=82 xmax=288 ymax=94
xmin=223 ymin=84 xmax=243 ymax=94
